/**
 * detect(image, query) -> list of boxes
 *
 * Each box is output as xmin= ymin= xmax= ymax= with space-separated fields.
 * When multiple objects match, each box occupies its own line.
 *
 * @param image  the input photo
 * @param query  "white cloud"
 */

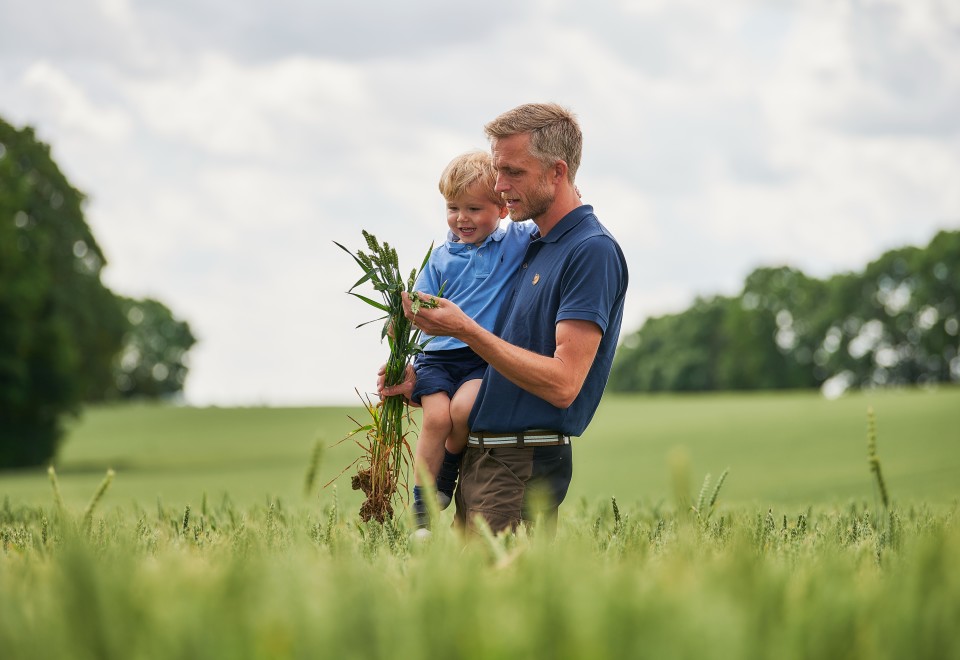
xmin=95 ymin=0 xmax=136 ymax=27
xmin=20 ymin=61 xmax=132 ymax=141
xmin=125 ymin=53 xmax=370 ymax=158
xmin=2 ymin=0 xmax=958 ymax=406
xmin=581 ymin=177 xmax=660 ymax=247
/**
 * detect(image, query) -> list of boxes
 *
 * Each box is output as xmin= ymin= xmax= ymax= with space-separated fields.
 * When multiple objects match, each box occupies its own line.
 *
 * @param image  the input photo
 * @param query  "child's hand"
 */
xmin=377 ymin=364 xmax=418 ymax=406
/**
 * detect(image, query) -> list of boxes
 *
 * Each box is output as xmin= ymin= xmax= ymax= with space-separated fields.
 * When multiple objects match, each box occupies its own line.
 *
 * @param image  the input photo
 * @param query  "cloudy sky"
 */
xmin=2 ymin=0 xmax=958 ymax=406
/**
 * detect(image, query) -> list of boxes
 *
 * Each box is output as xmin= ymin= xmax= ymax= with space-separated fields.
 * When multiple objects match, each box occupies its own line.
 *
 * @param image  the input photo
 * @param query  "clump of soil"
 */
xmin=351 ymin=467 xmax=395 ymax=522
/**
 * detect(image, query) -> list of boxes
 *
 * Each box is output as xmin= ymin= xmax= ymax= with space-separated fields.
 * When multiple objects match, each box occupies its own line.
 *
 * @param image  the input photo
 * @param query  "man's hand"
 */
xmin=403 ymin=291 xmax=471 ymax=339
xmin=377 ymin=363 xmax=418 ymax=407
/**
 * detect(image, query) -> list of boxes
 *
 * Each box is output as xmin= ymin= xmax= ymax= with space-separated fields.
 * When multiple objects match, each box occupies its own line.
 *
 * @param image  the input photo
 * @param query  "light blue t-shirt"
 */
xmin=415 ymin=220 xmax=536 ymax=351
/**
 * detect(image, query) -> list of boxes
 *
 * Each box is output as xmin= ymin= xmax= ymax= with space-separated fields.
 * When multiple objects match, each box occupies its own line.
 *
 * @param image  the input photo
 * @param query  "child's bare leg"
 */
xmin=415 ymin=392 xmax=453 ymax=487
xmin=448 ymin=378 xmax=481 ymax=453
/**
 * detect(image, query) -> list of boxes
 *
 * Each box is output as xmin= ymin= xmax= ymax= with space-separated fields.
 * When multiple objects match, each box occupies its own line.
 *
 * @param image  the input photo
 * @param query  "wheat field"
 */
xmin=1 ymin=387 xmax=958 ymax=659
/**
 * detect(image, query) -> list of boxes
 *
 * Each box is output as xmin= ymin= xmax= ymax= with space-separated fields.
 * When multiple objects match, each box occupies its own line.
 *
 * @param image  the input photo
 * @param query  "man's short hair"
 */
xmin=438 ymin=150 xmax=502 ymax=205
xmin=483 ymin=103 xmax=582 ymax=183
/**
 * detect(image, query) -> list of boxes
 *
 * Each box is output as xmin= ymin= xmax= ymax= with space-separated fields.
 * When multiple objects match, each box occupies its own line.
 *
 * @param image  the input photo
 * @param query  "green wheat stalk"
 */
xmin=692 ymin=468 xmax=729 ymax=521
xmin=334 ymin=231 xmax=437 ymax=522
xmin=303 ymin=436 xmax=325 ymax=497
xmin=323 ymin=485 xmax=339 ymax=546
xmin=82 ymin=469 xmax=115 ymax=531
xmin=694 ymin=473 xmax=712 ymax=517
xmin=48 ymin=465 xmax=65 ymax=513
xmin=867 ymin=407 xmax=889 ymax=510
xmin=709 ymin=468 xmax=729 ymax=509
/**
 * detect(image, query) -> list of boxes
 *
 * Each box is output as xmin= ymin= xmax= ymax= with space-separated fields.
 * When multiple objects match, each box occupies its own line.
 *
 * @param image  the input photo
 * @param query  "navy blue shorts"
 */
xmin=411 ymin=347 xmax=487 ymax=405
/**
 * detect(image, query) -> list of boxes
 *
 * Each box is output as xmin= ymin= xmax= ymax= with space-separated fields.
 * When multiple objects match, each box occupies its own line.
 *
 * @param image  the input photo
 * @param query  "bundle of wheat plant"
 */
xmin=334 ymin=231 xmax=437 ymax=522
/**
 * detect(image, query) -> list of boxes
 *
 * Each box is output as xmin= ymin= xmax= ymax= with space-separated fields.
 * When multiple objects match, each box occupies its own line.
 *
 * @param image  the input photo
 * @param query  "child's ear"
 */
xmin=498 ymin=206 xmax=508 ymax=219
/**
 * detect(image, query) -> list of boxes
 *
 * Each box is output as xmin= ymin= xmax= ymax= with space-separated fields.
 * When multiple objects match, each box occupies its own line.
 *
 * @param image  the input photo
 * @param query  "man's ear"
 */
xmin=553 ymin=160 xmax=568 ymax=184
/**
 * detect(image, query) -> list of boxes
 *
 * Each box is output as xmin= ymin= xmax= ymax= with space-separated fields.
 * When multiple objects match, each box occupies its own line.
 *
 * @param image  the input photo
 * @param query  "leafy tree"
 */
xmin=819 ymin=230 xmax=960 ymax=389
xmin=734 ymin=266 xmax=825 ymax=389
xmin=611 ymin=231 xmax=960 ymax=393
xmin=609 ymin=296 xmax=730 ymax=392
xmin=111 ymin=297 xmax=197 ymax=400
xmin=1 ymin=118 xmax=125 ymax=467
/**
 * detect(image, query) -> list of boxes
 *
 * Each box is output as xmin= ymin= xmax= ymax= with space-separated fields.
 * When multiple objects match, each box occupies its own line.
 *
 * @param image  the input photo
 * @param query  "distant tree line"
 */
xmin=610 ymin=230 xmax=960 ymax=394
xmin=1 ymin=117 xmax=196 ymax=468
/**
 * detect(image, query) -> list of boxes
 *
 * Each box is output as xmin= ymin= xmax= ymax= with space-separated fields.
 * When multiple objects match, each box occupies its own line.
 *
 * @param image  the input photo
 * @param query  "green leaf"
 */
xmin=355 ymin=315 xmax=389 ymax=330
xmin=419 ymin=241 xmax=435 ymax=273
xmin=346 ymin=292 xmax=390 ymax=313
xmin=347 ymin=270 xmax=375 ymax=293
xmin=333 ymin=241 xmax=368 ymax=271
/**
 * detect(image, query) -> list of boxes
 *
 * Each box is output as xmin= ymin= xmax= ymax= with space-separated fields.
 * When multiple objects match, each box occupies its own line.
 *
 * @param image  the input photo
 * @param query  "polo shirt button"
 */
xmin=522 ymin=263 xmax=528 ymax=269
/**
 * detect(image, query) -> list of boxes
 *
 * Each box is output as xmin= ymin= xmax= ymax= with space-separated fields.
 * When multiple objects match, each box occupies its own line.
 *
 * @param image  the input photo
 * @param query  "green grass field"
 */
xmin=2 ymin=386 xmax=958 ymax=515
xmin=2 ymin=387 xmax=959 ymax=660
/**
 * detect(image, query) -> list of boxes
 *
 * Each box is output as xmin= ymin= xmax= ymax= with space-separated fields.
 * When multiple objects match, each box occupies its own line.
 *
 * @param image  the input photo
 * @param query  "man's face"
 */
xmin=491 ymin=133 xmax=555 ymax=223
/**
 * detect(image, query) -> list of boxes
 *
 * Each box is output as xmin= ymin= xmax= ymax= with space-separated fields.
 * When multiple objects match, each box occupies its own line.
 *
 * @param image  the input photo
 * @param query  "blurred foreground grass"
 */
xmin=1 ymin=494 xmax=957 ymax=660
xmin=2 ymin=387 xmax=958 ymax=659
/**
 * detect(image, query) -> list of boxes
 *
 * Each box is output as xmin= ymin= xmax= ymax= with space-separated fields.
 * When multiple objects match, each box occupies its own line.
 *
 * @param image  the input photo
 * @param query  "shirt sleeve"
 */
xmin=414 ymin=247 xmax=443 ymax=295
xmin=556 ymin=236 xmax=627 ymax=334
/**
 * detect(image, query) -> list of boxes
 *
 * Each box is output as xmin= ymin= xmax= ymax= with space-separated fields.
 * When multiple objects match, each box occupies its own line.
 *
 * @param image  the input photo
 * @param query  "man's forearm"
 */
xmin=455 ymin=319 xmax=591 ymax=409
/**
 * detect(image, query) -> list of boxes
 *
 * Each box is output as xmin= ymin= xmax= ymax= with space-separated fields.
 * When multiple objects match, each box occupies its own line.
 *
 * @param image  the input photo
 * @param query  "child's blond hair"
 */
xmin=438 ymin=150 xmax=502 ymax=206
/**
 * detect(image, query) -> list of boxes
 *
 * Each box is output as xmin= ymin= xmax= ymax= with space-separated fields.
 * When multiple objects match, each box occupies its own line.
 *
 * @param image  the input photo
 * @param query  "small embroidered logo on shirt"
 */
xmin=532 ymin=274 xmax=541 ymax=285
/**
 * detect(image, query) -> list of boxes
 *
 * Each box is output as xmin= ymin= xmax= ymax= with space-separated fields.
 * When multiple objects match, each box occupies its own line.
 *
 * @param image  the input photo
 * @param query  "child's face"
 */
xmin=445 ymin=184 xmax=508 ymax=245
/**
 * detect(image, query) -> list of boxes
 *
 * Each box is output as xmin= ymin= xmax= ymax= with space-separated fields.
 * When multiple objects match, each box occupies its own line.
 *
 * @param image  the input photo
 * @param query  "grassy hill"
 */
xmin=2 ymin=386 xmax=958 ymax=516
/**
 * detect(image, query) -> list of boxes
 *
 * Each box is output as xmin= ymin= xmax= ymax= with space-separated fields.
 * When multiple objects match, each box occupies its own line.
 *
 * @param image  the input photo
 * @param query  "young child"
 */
xmin=410 ymin=150 xmax=535 ymax=529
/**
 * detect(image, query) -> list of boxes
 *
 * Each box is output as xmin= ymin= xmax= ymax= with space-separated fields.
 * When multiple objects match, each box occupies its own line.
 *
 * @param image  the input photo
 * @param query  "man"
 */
xmin=382 ymin=102 xmax=628 ymax=534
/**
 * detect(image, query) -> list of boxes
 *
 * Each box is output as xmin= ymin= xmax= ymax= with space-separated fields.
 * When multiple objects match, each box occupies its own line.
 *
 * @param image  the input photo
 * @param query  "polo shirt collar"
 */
xmin=536 ymin=204 xmax=594 ymax=243
xmin=445 ymin=225 xmax=506 ymax=251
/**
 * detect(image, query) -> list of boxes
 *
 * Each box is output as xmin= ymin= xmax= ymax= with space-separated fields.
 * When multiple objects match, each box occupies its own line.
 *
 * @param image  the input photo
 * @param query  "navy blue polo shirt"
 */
xmin=468 ymin=205 xmax=628 ymax=436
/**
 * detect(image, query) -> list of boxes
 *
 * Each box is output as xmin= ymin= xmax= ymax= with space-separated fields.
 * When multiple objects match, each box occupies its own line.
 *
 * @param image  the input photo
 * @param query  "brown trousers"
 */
xmin=453 ymin=444 xmax=572 ymax=535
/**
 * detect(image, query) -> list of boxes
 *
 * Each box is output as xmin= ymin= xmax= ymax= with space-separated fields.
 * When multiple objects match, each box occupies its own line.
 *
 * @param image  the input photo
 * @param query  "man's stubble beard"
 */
xmin=508 ymin=176 xmax=554 ymax=223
